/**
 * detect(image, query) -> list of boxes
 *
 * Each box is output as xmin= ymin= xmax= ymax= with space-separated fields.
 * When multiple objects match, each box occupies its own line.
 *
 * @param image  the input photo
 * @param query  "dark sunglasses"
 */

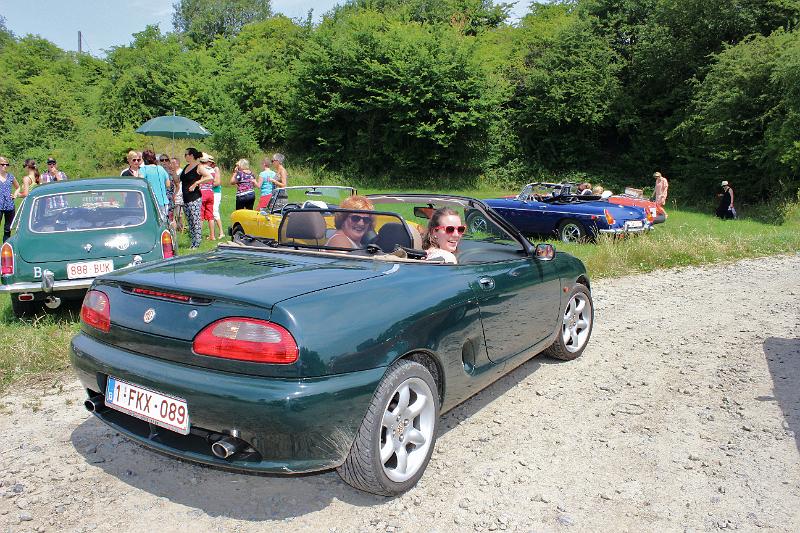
xmin=159 ymin=158 xmax=169 ymax=162
xmin=348 ymin=215 xmax=373 ymax=224
xmin=0 ymin=163 xmax=8 ymax=167
xmin=433 ymin=225 xmax=466 ymax=235
xmin=131 ymin=158 xmax=142 ymax=162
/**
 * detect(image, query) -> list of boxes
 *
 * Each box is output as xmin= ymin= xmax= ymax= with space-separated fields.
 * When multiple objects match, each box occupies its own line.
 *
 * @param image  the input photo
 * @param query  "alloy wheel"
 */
xmin=561 ymin=292 xmax=592 ymax=353
xmin=379 ymin=377 xmax=436 ymax=483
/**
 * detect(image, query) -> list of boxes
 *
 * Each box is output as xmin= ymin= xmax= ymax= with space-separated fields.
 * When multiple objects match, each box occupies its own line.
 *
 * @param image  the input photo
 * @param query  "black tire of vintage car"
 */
xmin=557 ymin=219 xmax=587 ymax=243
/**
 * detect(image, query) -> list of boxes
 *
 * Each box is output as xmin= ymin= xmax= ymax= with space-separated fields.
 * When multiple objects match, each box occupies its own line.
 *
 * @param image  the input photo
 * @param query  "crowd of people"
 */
xmin=114 ymin=148 xmax=288 ymax=249
xmin=0 ymin=151 xmax=740 ymax=250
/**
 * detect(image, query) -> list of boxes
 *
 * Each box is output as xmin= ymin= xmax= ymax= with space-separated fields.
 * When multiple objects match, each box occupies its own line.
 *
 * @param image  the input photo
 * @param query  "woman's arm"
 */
xmin=213 ymin=168 xmax=221 ymax=187
xmin=230 ymin=168 xmax=239 ymax=185
xmin=254 ymin=173 xmax=263 ymax=189
xmin=14 ymin=176 xmax=31 ymax=198
xmin=274 ymin=168 xmax=287 ymax=188
xmin=729 ymin=188 xmax=734 ymax=208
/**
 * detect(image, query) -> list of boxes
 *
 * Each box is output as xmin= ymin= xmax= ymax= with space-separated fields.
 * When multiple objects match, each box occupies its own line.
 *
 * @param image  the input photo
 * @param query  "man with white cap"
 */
xmin=716 ymin=180 xmax=736 ymax=219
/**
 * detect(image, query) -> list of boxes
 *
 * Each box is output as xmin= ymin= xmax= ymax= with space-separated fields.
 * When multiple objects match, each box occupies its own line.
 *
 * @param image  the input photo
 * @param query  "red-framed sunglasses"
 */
xmin=433 ymin=225 xmax=466 ymax=235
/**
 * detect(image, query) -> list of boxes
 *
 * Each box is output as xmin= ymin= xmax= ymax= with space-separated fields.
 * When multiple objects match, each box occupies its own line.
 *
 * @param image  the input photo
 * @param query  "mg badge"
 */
xmin=83 ymin=243 xmax=92 ymax=252
xmin=143 ymin=308 xmax=156 ymax=323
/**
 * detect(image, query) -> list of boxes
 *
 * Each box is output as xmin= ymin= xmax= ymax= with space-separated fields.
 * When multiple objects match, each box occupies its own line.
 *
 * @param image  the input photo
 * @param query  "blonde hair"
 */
xmin=236 ymin=159 xmax=250 ymax=171
xmin=592 ymin=185 xmax=604 ymax=195
xmin=127 ymin=150 xmax=141 ymax=163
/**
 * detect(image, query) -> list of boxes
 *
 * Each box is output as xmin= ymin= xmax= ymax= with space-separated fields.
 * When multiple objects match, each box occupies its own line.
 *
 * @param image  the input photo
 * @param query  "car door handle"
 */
xmin=478 ymin=277 xmax=495 ymax=291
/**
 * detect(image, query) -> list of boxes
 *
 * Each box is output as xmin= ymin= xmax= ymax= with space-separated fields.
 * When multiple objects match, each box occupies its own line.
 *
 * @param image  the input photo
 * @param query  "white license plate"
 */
xmin=67 ymin=260 xmax=114 ymax=279
xmin=626 ymin=220 xmax=643 ymax=229
xmin=105 ymin=377 xmax=190 ymax=435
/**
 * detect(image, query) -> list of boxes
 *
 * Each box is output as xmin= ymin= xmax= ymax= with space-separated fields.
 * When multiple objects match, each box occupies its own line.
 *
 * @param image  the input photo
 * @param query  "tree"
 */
xmin=673 ymin=29 xmax=800 ymax=201
xmin=172 ymin=0 xmax=272 ymax=46
xmin=290 ymin=11 xmax=491 ymax=178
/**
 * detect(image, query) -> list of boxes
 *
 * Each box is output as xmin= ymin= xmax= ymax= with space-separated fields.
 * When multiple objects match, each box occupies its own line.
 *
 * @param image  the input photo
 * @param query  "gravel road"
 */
xmin=1 ymin=255 xmax=799 ymax=532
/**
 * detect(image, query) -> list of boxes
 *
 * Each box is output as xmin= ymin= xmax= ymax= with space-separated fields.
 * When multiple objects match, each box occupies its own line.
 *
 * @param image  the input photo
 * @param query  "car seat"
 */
xmin=280 ymin=211 xmax=327 ymax=245
xmin=374 ymin=222 xmax=413 ymax=253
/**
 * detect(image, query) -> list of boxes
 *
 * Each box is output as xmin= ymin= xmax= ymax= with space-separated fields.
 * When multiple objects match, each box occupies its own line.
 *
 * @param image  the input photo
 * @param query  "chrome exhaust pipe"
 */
xmin=84 ymin=394 xmax=105 ymax=413
xmin=44 ymin=296 xmax=61 ymax=309
xmin=211 ymin=436 xmax=246 ymax=459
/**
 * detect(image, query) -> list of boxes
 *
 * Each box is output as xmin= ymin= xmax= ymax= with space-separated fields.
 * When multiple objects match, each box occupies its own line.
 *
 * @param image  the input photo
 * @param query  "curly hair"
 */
xmin=334 ymin=195 xmax=375 ymax=229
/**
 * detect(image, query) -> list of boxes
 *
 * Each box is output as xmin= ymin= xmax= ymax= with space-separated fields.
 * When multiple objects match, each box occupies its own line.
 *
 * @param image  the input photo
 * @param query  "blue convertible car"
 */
xmin=470 ymin=183 xmax=652 ymax=243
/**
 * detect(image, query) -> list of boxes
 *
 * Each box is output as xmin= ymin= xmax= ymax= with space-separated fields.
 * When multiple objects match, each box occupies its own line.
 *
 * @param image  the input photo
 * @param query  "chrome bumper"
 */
xmin=598 ymin=225 xmax=652 ymax=236
xmin=0 ymin=278 xmax=93 ymax=294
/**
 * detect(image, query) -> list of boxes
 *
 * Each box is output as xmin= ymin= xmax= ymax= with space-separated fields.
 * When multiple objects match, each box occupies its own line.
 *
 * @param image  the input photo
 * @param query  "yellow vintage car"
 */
xmin=229 ymin=186 xmax=358 ymax=241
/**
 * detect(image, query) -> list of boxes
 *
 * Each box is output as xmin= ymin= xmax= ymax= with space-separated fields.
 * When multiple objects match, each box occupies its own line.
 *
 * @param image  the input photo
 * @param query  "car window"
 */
xmin=29 ymin=190 xmax=147 ymax=233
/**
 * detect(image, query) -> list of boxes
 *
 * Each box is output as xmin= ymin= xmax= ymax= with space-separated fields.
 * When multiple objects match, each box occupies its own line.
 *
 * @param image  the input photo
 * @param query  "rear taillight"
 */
xmin=1 ymin=243 xmax=13 ymax=275
xmin=161 ymin=230 xmax=174 ymax=259
xmin=193 ymin=318 xmax=299 ymax=364
xmin=603 ymin=209 xmax=615 ymax=225
xmin=81 ymin=290 xmax=110 ymax=333
xmin=647 ymin=208 xmax=655 ymax=223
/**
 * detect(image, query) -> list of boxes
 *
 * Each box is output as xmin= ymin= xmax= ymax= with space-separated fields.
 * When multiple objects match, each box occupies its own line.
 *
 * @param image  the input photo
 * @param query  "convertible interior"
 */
xmin=234 ymin=205 xmax=528 ymax=265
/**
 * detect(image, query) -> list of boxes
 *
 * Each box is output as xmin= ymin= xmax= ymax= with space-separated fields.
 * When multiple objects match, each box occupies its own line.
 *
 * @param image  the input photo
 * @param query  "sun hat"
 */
xmin=721 ymin=180 xmax=729 ymax=187
xmin=199 ymin=153 xmax=214 ymax=163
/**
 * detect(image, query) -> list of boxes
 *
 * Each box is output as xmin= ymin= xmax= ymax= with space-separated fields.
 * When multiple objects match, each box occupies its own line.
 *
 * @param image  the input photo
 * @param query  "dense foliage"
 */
xmin=1 ymin=0 xmax=799 ymax=202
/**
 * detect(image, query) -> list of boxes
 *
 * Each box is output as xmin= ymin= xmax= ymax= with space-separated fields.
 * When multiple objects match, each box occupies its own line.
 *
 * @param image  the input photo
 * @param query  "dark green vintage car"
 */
xmin=1 ymin=178 xmax=175 ymax=317
xmin=70 ymin=194 xmax=593 ymax=495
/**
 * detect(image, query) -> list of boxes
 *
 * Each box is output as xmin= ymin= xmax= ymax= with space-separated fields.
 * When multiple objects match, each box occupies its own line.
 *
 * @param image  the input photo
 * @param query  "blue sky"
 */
xmin=1 ymin=1 xmax=530 ymax=56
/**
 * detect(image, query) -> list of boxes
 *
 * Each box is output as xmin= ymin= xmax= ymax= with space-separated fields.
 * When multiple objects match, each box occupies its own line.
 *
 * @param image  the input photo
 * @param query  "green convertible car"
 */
xmin=70 ymin=193 xmax=594 ymax=495
xmin=1 ymin=178 xmax=175 ymax=317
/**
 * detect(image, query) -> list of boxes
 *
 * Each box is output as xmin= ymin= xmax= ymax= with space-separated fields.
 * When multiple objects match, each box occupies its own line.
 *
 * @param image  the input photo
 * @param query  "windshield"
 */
xmin=267 ymin=186 xmax=356 ymax=214
xmin=29 ymin=190 xmax=147 ymax=233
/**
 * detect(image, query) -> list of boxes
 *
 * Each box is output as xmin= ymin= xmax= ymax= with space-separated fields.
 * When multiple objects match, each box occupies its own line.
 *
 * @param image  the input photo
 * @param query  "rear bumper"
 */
xmin=0 ymin=278 xmax=93 ymax=294
xmin=70 ymin=332 xmax=385 ymax=474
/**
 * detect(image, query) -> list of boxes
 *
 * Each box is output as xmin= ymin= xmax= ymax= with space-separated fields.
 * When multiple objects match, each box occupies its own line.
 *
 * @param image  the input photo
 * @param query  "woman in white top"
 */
xmin=422 ymin=207 xmax=464 ymax=264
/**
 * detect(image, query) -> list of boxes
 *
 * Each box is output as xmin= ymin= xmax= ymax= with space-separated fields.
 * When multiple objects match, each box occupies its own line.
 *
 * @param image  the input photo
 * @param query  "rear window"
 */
xmin=29 ymin=190 xmax=147 ymax=233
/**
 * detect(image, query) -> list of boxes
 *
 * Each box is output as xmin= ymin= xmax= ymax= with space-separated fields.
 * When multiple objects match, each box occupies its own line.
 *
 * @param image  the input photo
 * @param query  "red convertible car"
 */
xmin=607 ymin=188 xmax=667 ymax=224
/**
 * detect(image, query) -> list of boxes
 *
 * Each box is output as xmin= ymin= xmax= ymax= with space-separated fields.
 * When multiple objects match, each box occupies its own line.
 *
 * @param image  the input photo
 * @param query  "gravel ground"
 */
xmin=1 ymin=254 xmax=799 ymax=532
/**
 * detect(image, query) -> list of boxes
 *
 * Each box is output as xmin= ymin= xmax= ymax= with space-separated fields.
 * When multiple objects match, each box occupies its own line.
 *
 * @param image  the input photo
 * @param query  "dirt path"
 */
xmin=2 ymin=255 xmax=799 ymax=532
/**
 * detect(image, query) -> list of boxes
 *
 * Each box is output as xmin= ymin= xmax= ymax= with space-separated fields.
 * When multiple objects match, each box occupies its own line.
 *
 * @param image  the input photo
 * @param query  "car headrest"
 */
xmin=375 ymin=222 xmax=412 ymax=253
xmin=302 ymin=200 xmax=328 ymax=209
xmin=283 ymin=211 xmax=327 ymax=240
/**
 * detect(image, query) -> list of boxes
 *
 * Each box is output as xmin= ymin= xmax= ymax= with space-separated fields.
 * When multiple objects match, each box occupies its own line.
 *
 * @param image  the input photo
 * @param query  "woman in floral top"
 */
xmin=230 ymin=158 xmax=256 ymax=210
xmin=0 ymin=155 xmax=21 ymax=242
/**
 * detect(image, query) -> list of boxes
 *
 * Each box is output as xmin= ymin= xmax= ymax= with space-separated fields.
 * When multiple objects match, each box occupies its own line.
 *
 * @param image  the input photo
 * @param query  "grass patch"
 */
xmin=1 ymin=177 xmax=798 ymax=393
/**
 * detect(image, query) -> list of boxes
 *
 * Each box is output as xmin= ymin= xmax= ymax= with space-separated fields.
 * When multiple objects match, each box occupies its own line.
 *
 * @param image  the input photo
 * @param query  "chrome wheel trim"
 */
xmin=561 ymin=292 xmax=592 ymax=353
xmin=469 ymin=214 xmax=488 ymax=234
xmin=560 ymin=223 xmax=582 ymax=243
xmin=379 ymin=377 xmax=436 ymax=483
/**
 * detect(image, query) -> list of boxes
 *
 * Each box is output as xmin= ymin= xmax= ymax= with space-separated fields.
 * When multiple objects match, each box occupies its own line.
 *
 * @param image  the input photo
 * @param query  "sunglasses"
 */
xmin=159 ymin=159 xmax=169 ymax=162
xmin=433 ymin=225 xmax=466 ymax=235
xmin=131 ymin=158 xmax=142 ymax=162
xmin=348 ymin=215 xmax=373 ymax=224
xmin=47 ymin=162 xmax=56 ymax=166
xmin=0 ymin=163 xmax=8 ymax=167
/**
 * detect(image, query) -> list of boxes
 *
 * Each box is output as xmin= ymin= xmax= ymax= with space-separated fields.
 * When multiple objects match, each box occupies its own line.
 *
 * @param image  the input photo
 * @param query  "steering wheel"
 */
xmin=280 ymin=203 xmax=301 ymax=216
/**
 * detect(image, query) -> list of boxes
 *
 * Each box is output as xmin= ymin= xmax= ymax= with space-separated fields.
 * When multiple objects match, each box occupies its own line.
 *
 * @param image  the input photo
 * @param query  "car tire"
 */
xmin=466 ymin=211 xmax=489 ymax=234
xmin=557 ymin=219 xmax=586 ymax=243
xmin=11 ymin=296 xmax=38 ymax=318
xmin=231 ymin=224 xmax=245 ymax=242
xmin=337 ymin=359 xmax=439 ymax=496
xmin=544 ymin=284 xmax=593 ymax=361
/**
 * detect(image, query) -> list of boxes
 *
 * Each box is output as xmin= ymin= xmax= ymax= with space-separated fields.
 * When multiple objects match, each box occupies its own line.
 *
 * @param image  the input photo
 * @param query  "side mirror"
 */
xmin=413 ymin=206 xmax=434 ymax=220
xmin=534 ymin=243 xmax=555 ymax=261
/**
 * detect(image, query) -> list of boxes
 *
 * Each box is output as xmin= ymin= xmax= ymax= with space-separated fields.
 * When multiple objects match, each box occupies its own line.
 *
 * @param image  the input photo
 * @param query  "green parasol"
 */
xmin=136 ymin=114 xmax=211 ymax=139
